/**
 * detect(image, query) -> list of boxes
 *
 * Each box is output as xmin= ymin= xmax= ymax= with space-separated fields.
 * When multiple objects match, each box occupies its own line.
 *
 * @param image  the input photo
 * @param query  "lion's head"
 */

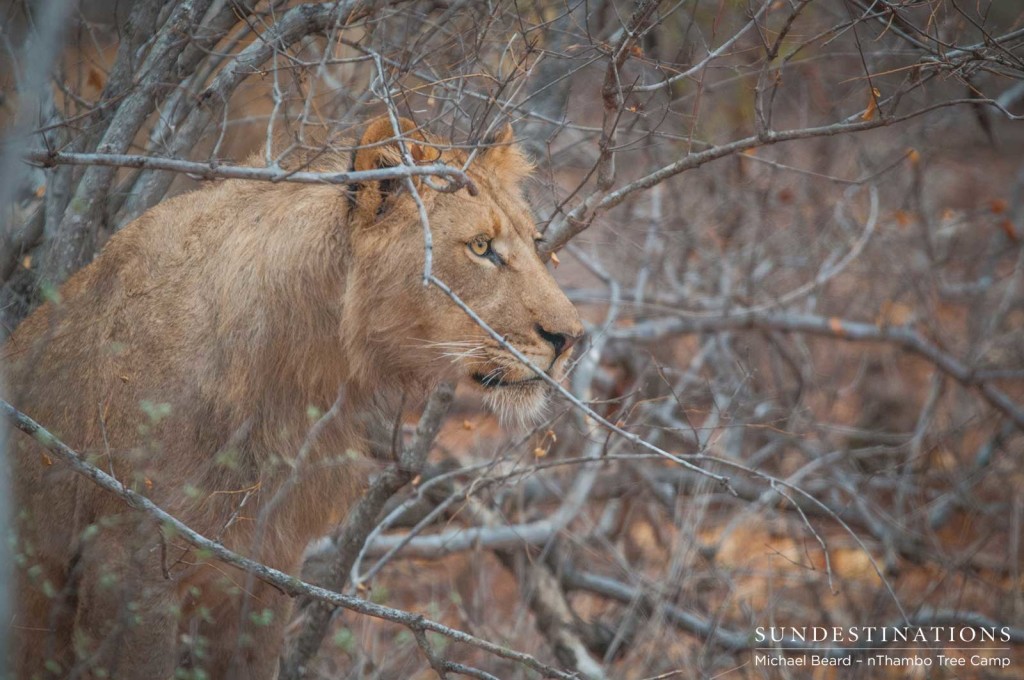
xmin=340 ymin=118 xmax=583 ymax=426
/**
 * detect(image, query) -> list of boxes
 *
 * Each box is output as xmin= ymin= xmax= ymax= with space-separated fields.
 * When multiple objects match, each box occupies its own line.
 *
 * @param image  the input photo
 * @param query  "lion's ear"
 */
xmin=351 ymin=117 xmax=432 ymax=220
xmin=479 ymin=123 xmax=532 ymax=182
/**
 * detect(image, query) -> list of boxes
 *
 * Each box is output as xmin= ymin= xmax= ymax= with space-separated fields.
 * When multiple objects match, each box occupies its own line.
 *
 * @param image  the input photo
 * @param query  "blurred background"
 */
xmin=2 ymin=0 xmax=1023 ymax=677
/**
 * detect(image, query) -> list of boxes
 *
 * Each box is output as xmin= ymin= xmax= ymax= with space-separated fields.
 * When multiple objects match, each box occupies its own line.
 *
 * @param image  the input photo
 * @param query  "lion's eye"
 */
xmin=468 ymin=235 xmax=504 ymax=265
xmin=469 ymin=236 xmax=490 ymax=257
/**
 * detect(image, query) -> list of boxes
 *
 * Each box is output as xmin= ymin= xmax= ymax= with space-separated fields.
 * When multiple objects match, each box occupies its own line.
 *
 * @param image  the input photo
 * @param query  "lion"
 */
xmin=3 ymin=118 xmax=582 ymax=679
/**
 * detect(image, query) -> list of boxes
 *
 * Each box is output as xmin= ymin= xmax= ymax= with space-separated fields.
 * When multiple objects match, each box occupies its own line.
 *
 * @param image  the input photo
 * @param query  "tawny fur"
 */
xmin=3 ymin=119 xmax=582 ymax=679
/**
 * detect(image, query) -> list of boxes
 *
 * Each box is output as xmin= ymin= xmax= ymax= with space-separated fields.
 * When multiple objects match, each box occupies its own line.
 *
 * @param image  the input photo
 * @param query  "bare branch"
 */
xmin=22 ymin=149 xmax=477 ymax=192
xmin=542 ymin=98 xmax=1019 ymax=253
xmin=560 ymin=566 xmax=1024 ymax=654
xmin=611 ymin=312 xmax=1024 ymax=431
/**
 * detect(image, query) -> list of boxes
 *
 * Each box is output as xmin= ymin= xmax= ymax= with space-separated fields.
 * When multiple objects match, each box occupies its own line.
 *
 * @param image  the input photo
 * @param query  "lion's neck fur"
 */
xmin=174 ymin=171 xmax=407 ymax=414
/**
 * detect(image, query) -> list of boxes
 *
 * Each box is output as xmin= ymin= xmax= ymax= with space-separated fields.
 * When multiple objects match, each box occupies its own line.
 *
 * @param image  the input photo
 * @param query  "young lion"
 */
xmin=3 ymin=118 xmax=582 ymax=679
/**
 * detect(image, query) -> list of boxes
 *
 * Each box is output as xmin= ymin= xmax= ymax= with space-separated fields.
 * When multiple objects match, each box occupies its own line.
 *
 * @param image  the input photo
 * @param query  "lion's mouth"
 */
xmin=471 ymin=372 xmax=543 ymax=389
xmin=472 ymin=366 xmax=552 ymax=428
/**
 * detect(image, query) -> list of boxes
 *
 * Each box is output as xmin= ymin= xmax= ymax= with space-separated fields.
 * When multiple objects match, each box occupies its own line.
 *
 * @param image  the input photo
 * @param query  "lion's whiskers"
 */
xmin=409 ymin=338 xmax=491 ymax=364
xmin=438 ymin=347 xmax=488 ymax=362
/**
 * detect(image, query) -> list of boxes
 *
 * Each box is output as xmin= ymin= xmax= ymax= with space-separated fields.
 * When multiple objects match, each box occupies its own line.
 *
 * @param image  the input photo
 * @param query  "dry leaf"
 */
xmin=87 ymin=67 xmax=105 ymax=91
xmin=999 ymin=219 xmax=1019 ymax=243
xmin=861 ymin=87 xmax=881 ymax=121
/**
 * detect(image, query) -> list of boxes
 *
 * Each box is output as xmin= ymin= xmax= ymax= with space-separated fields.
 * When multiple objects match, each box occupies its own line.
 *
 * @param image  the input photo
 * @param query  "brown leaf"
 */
xmin=999 ymin=219 xmax=1019 ymax=243
xmin=861 ymin=87 xmax=881 ymax=121
xmin=87 ymin=67 xmax=105 ymax=91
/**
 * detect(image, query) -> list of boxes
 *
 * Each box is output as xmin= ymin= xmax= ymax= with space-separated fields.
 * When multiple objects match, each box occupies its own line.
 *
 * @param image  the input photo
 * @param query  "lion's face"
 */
xmin=346 ymin=119 xmax=583 ymax=426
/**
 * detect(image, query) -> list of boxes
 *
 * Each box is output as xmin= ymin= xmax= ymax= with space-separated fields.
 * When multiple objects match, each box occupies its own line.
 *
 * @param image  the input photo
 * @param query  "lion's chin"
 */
xmin=480 ymin=380 xmax=549 ymax=430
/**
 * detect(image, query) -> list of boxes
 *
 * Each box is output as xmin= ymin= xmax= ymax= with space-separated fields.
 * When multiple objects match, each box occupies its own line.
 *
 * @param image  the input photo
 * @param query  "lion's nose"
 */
xmin=536 ymin=324 xmax=581 ymax=358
